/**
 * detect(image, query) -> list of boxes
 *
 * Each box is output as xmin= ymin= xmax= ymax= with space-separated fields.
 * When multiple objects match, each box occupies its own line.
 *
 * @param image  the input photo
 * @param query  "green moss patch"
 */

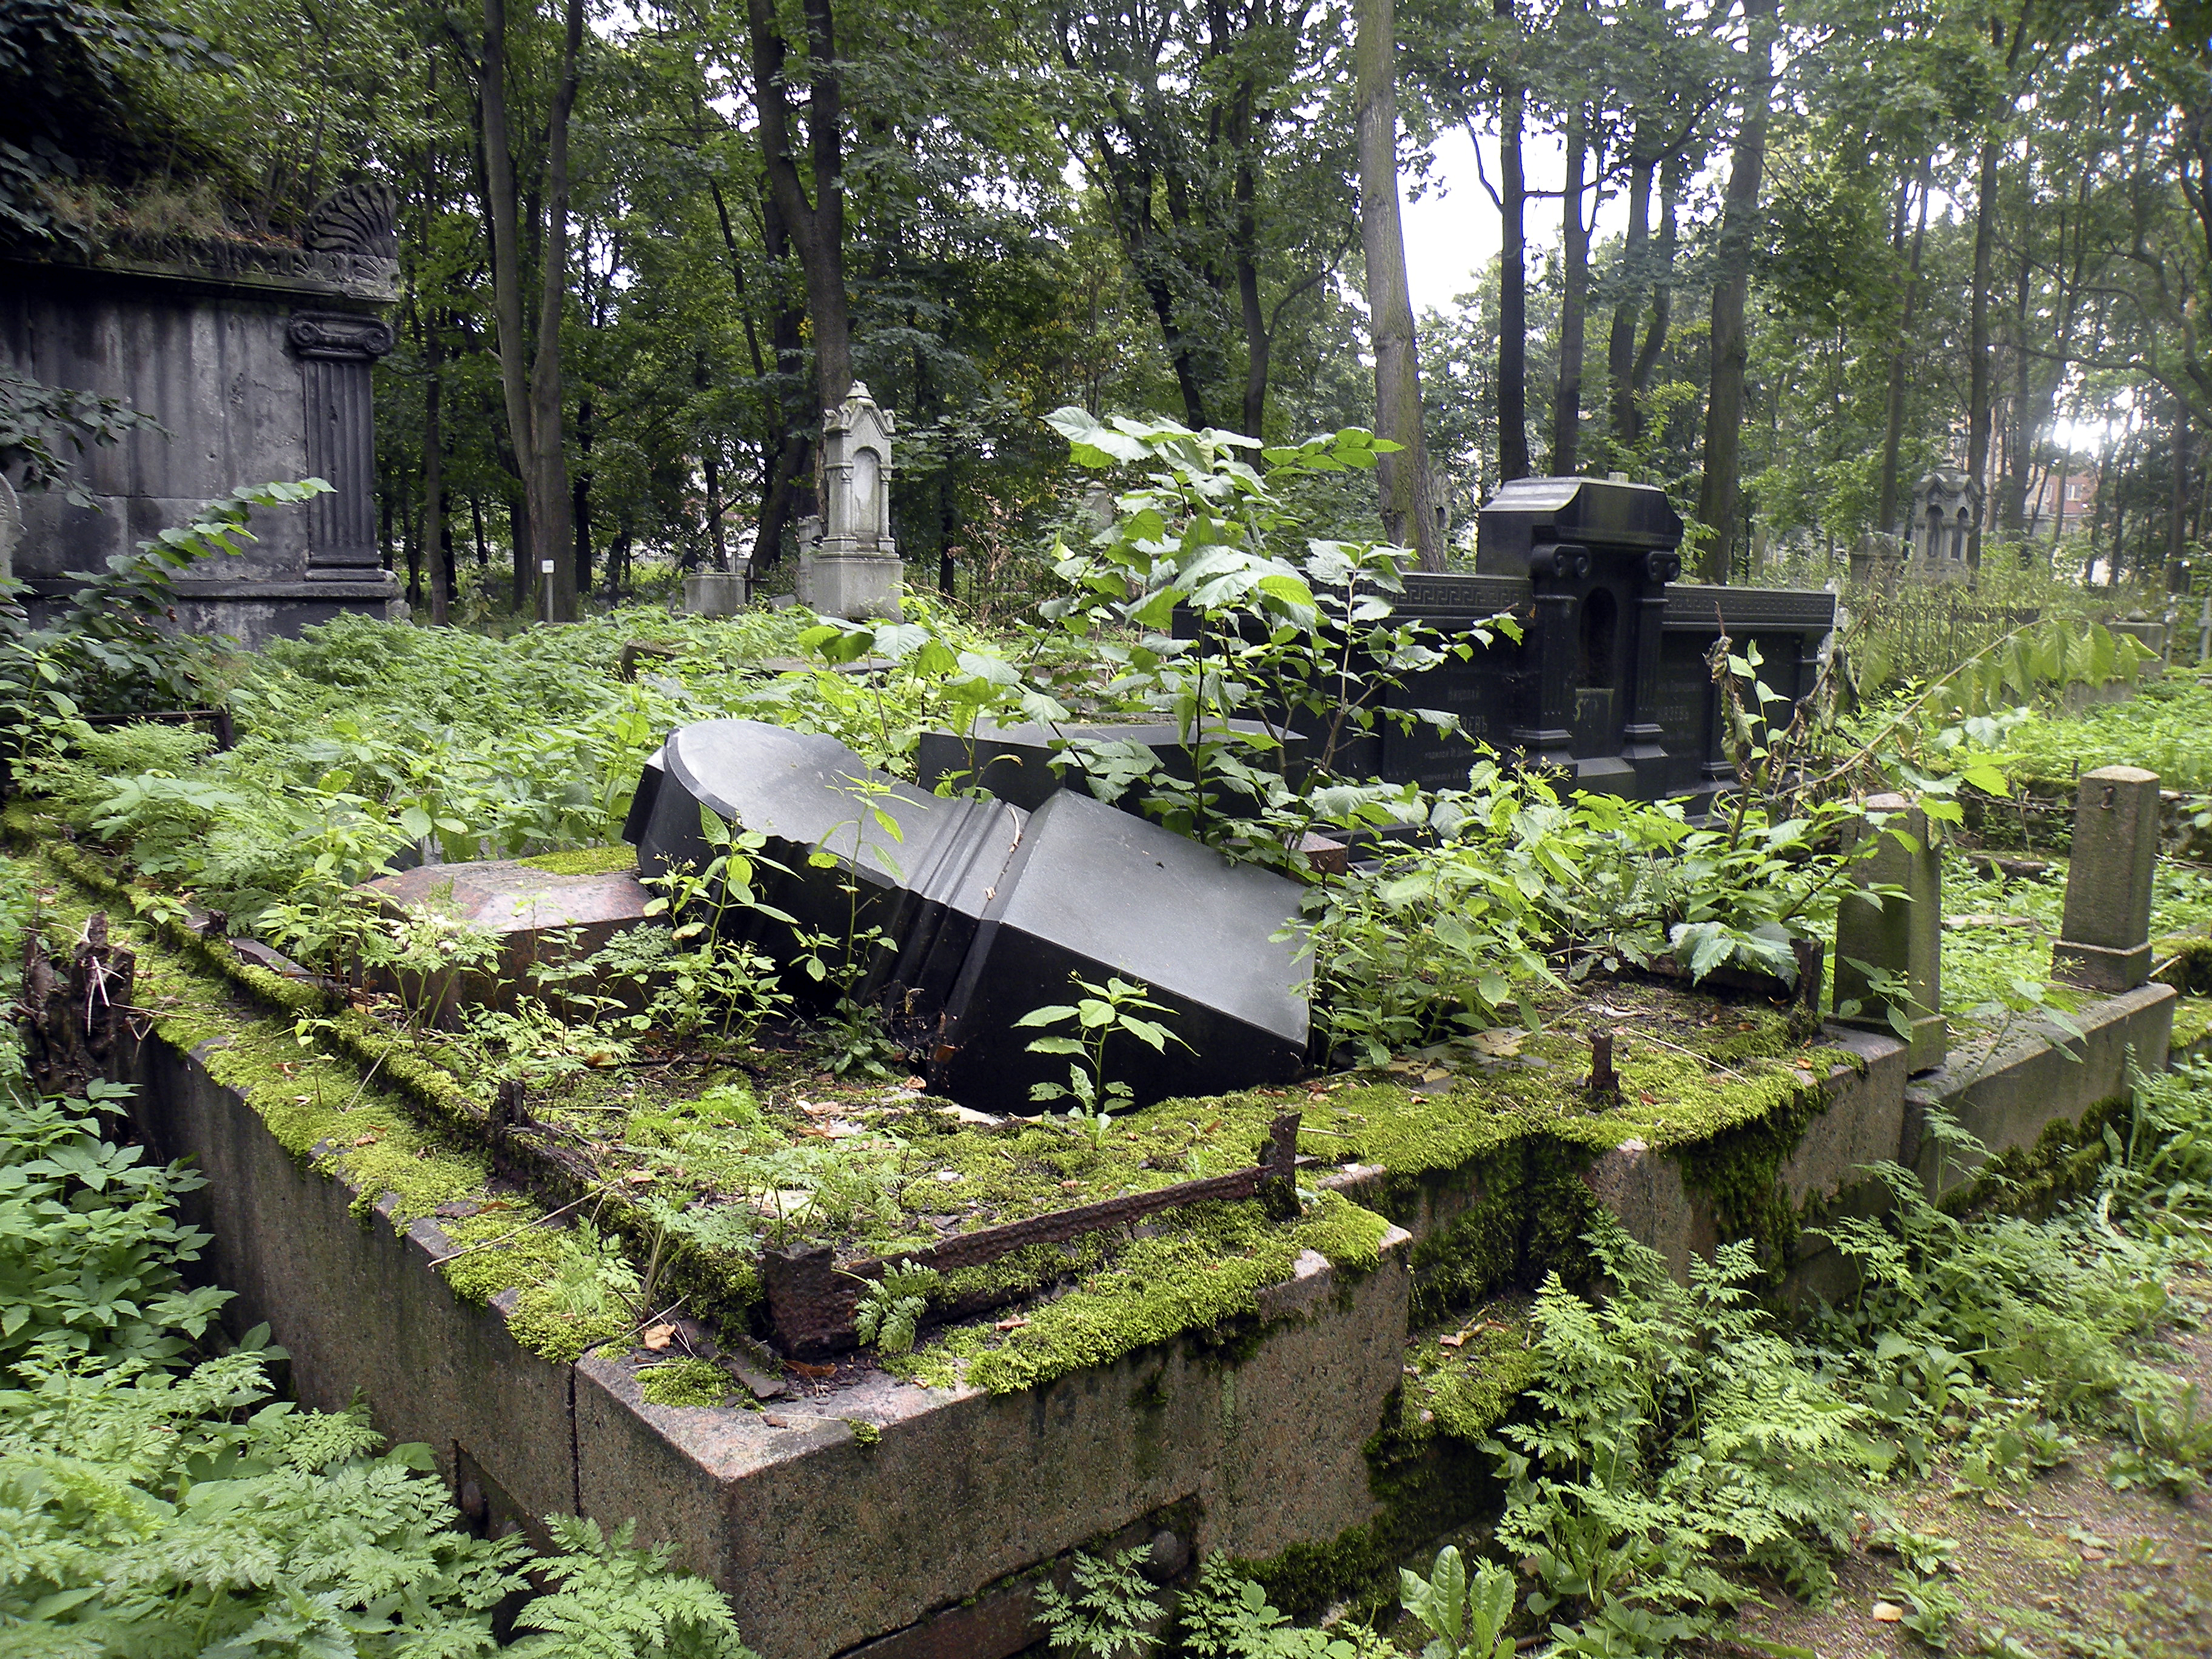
xmin=639 ymin=1358 xmax=735 ymax=1407
xmin=891 ymin=1193 xmax=1391 ymax=1395
xmin=520 ymin=844 xmax=638 ymax=876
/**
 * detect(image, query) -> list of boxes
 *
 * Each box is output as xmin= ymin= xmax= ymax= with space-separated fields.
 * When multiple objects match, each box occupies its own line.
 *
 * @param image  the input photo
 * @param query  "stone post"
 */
xmin=796 ymin=381 xmax=903 ymax=621
xmin=2053 ymin=765 xmax=2160 ymax=992
xmin=682 ymin=570 xmax=748 ymax=616
xmin=1832 ymin=792 xmax=1946 ymax=1071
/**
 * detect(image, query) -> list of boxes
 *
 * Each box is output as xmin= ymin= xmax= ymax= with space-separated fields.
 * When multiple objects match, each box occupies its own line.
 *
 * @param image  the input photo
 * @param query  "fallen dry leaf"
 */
xmin=351 ymin=1133 xmax=379 ymax=1147
xmin=625 ymin=1170 xmax=656 ymax=1185
xmin=1871 ymin=1602 xmax=1905 ymax=1623
xmin=993 ymin=1317 xmax=1028 ymax=1332
xmin=1438 ymin=1332 xmax=1466 ymax=1349
xmin=640 ymin=1323 xmax=677 ymax=1352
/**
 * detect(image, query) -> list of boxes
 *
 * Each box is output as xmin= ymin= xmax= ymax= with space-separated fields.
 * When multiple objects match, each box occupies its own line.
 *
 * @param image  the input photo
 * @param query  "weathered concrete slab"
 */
xmin=1903 ymin=982 xmax=2177 ymax=1196
xmin=361 ymin=855 xmax=656 ymax=1019
xmin=129 ymin=1032 xmax=576 ymax=1523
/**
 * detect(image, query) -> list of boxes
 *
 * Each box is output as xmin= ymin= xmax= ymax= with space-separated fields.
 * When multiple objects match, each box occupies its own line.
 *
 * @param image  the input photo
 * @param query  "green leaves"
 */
xmin=1399 ymin=1545 xmax=1516 ymax=1659
xmin=0 ymin=1086 xmax=757 ymax=1658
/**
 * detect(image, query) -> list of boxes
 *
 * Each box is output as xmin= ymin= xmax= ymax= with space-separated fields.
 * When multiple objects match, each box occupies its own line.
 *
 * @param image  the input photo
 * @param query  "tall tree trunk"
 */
xmin=508 ymin=492 xmax=530 ymax=609
xmin=1356 ymin=0 xmax=1441 ymax=566
xmin=1552 ymin=101 xmax=1590 ymax=475
xmin=479 ymin=0 xmax=583 ymax=623
xmin=1492 ymin=0 xmax=1529 ymax=483
xmin=2001 ymin=213 xmax=2034 ymax=535
xmin=1694 ymin=0 xmax=1778 ymax=582
xmin=1967 ymin=10 xmax=2029 ymax=571
xmin=1231 ymin=72 xmax=1270 ymax=438
xmin=1875 ymin=158 xmax=1932 ymax=534
xmin=574 ymin=390 xmax=594 ymax=596
xmin=752 ymin=186 xmax=811 ymax=571
xmin=1607 ymin=136 xmax=1654 ymax=449
xmin=529 ymin=0 xmax=581 ymax=621
xmin=1629 ymin=153 xmax=1679 ymax=405
xmin=1966 ymin=123 xmax=2000 ymax=572
xmin=2173 ymin=404 xmax=2190 ymax=577
xmin=421 ymin=313 xmax=447 ymax=625
xmin=748 ymin=0 xmax=851 ymax=412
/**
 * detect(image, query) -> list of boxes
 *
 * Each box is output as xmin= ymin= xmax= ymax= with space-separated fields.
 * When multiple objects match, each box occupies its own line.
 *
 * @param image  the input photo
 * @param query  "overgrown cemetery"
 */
xmin=7 ymin=1 xmax=2212 ymax=1655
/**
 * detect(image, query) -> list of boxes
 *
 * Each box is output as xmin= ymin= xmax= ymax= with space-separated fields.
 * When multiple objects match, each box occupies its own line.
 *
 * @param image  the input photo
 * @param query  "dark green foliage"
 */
xmin=1490 ymin=1227 xmax=1876 ymax=1633
xmin=0 ymin=366 xmax=165 ymax=505
xmin=0 ymin=0 xmax=236 ymax=246
xmin=0 ymin=479 xmax=331 ymax=766
xmin=1035 ymin=1546 xmax=1161 ymax=1658
xmin=0 ymin=1084 xmax=231 ymax=1370
xmin=0 ymin=1054 xmax=756 ymax=1655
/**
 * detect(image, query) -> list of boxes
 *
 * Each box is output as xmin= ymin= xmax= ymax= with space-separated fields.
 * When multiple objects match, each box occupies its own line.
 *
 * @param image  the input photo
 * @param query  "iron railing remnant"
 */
xmin=762 ymin=1110 xmax=1305 ymax=1358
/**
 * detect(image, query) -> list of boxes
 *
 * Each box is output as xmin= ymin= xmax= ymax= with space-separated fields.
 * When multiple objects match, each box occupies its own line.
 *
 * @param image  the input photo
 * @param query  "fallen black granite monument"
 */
xmin=627 ymin=719 xmax=1309 ymax=1111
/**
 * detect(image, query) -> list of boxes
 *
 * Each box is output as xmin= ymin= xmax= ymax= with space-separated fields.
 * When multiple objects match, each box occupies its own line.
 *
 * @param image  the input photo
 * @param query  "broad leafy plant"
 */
xmin=1018 ymin=973 xmax=1187 ymax=1141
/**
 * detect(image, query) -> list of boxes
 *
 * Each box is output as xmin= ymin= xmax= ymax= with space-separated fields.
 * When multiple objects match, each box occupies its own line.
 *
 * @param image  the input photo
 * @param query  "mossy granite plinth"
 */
xmin=2055 ymin=765 xmax=2161 ymax=992
xmin=1832 ymin=794 xmax=1946 ymax=1071
xmin=1903 ymin=980 xmax=2177 ymax=1199
xmin=118 ymin=1007 xmax=1415 ymax=1659
xmin=575 ymin=1233 xmax=1411 ymax=1659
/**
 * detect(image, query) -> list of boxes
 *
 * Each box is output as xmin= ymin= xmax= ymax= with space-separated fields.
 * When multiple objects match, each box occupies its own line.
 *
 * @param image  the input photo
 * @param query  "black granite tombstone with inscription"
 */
xmin=1239 ymin=478 xmax=1835 ymax=808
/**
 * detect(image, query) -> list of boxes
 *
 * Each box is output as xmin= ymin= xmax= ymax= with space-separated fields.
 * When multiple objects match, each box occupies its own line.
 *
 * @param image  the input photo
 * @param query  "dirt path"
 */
xmin=1712 ymin=1295 xmax=2212 ymax=1659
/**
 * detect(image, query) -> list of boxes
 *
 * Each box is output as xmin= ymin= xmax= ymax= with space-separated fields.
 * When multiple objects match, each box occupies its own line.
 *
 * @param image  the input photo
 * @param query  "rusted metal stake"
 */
xmin=1586 ymin=1030 xmax=1619 ymax=1099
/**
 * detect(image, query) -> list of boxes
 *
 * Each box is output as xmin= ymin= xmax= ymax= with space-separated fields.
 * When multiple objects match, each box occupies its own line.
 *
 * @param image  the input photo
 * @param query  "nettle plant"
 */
xmin=1017 ymin=972 xmax=1188 ymax=1142
xmin=1036 ymin=411 xmax=1521 ymax=860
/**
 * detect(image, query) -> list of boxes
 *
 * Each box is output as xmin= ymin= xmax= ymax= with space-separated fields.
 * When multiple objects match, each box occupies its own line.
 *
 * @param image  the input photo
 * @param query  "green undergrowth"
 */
xmin=2170 ymin=994 xmax=2212 ymax=1053
xmin=1986 ymin=674 xmax=2212 ymax=794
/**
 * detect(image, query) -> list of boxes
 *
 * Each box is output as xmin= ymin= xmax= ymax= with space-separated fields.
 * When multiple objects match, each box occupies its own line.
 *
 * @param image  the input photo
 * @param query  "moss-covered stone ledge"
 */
xmin=1904 ymin=980 xmax=2178 ymax=1201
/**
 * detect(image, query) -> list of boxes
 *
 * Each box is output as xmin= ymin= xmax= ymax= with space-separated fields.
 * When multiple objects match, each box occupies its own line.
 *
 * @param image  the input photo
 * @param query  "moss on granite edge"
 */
xmin=891 ymin=1191 xmax=1392 ymax=1396
xmin=519 ymin=844 xmax=638 ymax=877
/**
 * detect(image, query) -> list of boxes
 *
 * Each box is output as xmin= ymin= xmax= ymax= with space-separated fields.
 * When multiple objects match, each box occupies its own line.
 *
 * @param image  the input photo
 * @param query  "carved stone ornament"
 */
xmin=287 ymin=309 xmax=396 ymax=362
xmin=306 ymin=180 xmax=400 ymax=259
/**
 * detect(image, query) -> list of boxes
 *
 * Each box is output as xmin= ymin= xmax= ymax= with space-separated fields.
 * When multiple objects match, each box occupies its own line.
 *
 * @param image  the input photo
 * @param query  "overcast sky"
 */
xmin=1399 ymin=125 xmax=1615 ymax=315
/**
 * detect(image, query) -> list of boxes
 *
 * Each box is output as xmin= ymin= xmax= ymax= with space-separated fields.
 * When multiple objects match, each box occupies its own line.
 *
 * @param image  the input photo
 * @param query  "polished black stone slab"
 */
xmin=629 ymin=720 xmax=1309 ymax=1111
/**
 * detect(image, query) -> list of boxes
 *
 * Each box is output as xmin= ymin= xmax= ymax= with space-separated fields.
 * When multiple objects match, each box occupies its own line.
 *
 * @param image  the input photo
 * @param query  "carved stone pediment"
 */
xmin=306 ymin=181 xmax=400 ymax=260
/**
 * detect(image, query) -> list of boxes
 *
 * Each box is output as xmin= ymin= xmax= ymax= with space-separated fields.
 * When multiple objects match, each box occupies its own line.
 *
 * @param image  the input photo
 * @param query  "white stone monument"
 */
xmin=796 ymin=383 xmax=903 ymax=620
xmin=1907 ymin=465 xmax=1979 ymax=583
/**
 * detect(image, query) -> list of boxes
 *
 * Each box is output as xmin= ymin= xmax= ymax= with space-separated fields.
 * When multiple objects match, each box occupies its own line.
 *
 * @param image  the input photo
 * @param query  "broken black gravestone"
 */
xmin=625 ymin=720 xmax=1309 ymax=1114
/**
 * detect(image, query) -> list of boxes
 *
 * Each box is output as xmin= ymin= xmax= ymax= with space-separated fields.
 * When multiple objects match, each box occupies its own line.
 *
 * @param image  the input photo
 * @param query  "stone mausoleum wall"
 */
xmin=0 ymin=185 xmax=404 ymax=643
